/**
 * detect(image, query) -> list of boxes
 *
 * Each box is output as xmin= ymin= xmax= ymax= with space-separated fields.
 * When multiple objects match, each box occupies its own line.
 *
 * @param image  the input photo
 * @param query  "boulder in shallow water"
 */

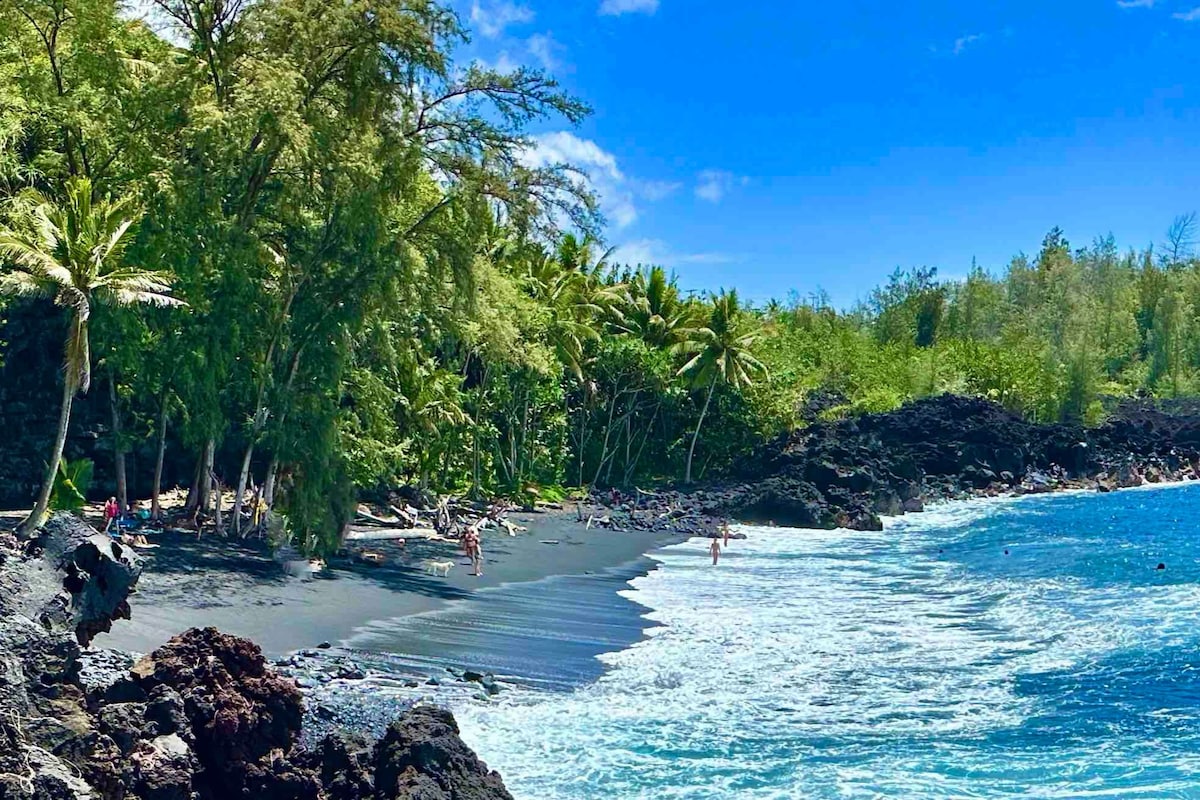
xmin=373 ymin=706 xmax=513 ymax=800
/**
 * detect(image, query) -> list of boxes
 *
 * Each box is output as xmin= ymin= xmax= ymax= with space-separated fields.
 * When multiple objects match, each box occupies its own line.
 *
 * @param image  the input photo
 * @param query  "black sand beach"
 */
xmin=93 ymin=511 xmax=686 ymax=658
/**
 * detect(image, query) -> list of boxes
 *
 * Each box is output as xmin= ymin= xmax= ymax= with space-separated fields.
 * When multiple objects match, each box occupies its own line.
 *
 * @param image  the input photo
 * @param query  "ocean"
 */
xmin=449 ymin=482 xmax=1200 ymax=799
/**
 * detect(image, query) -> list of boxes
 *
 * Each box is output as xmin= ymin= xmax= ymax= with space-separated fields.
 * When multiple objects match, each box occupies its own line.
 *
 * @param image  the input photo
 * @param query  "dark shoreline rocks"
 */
xmin=0 ymin=513 xmax=513 ymax=800
xmin=592 ymin=395 xmax=1200 ymax=534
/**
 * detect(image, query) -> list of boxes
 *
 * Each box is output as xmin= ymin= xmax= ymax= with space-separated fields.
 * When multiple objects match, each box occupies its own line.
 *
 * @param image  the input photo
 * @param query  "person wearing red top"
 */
xmin=103 ymin=497 xmax=119 ymax=534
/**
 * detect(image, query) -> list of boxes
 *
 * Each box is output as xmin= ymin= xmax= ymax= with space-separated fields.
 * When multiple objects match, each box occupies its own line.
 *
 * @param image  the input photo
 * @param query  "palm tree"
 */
xmin=0 ymin=177 xmax=183 ymax=533
xmin=523 ymin=237 xmax=623 ymax=379
xmin=675 ymin=289 xmax=766 ymax=484
xmin=620 ymin=265 xmax=693 ymax=349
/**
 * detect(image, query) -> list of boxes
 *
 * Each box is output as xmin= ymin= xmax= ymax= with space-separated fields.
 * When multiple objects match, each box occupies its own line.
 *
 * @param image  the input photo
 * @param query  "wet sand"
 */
xmin=94 ymin=511 xmax=685 ymax=658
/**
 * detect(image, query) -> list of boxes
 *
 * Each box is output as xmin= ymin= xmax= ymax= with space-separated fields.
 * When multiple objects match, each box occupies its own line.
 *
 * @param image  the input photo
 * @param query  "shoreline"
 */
xmin=92 ymin=468 xmax=1200 ymax=661
xmin=94 ymin=509 xmax=688 ymax=658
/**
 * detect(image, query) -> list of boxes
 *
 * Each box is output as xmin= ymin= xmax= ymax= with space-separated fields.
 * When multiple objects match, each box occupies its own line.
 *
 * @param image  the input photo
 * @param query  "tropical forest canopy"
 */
xmin=1 ymin=0 xmax=1198 ymax=551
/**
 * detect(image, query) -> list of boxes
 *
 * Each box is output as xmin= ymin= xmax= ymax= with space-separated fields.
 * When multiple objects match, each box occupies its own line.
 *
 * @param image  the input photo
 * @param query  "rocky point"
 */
xmin=0 ymin=513 xmax=512 ymax=800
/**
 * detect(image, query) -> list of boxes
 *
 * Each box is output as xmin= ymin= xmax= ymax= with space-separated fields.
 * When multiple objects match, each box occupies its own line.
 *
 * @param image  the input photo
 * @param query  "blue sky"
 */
xmin=460 ymin=0 xmax=1200 ymax=307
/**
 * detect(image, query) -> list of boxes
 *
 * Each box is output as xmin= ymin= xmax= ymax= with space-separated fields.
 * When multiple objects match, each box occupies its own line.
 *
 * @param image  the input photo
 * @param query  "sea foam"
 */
xmin=456 ymin=482 xmax=1200 ymax=798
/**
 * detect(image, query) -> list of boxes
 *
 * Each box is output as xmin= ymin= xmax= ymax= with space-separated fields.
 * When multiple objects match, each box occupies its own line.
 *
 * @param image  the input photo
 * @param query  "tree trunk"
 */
xmin=254 ymin=350 xmax=302 ymax=520
xmin=592 ymin=394 xmax=618 ymax=487
xmin=108 ymin=375 xmax=127 ymax=511
xmin=231 ymin=409 xmax=265 ymax=536
xmin=624 ymin=400 xmax=661 ymax=486
xmin=210 ymin=471 xmax=224 ymax=534
xmin=263 ymin=458 xmax=280 ymax=508
xmin=577 ymin=401 xmax=587 ymax=488
xmin=21 ymin=377 xmax=75 ymax=535
xmin=684 ymin=379 xmax=717 ymax=485
xmin=200 ymin=439 xmax=215 ymax=512
xmin=151 ymin=391 xmax=169 ymax=520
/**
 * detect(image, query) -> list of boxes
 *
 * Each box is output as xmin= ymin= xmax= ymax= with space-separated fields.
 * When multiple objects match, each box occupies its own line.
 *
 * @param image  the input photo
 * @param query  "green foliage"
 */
xmin=4 ymin=0 xmax=1200 ymax=554
xmin=49 ymin=457 xmax=93 ymax=512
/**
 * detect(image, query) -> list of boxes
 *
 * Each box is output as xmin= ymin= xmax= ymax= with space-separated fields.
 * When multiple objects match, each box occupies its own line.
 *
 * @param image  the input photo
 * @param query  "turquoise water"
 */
xmin=455 ymin=483 xmax=1200 ymax=799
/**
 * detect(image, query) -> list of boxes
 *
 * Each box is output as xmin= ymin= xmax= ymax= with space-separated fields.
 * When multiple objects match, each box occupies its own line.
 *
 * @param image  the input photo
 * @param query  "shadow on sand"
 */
xmin=136 ymin=529 xmax=473 ymax=602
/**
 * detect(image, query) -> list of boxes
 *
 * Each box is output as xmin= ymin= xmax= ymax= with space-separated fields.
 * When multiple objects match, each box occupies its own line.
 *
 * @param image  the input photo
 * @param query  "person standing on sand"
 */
xmin=710 ymin=536 xmax=721 ymax=566
xmin=462 ymin=523 xmax=483 ymax=576
xmin=103 ymin=497 xmax=119 ymax=534
xmin=469 ymin=527 xmax=484 ymax=577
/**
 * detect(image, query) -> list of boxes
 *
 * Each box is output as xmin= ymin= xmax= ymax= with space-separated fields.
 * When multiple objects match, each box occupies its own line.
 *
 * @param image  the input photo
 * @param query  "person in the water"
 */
xmin=722 ymin=521 xmax=731 ymax=548
xmin=710 ymin=537 xmax=721 ymax=565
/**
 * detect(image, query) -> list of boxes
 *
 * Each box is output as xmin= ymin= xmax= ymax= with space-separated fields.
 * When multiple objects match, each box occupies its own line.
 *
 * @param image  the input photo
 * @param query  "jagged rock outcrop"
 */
xmin=0 ymin=514 xmax=512 ymax=800
xmin=373 ymin=708 xmax=513 ymax=800
xmin=596 ymin=395 xmax=1200 ymax=533
xmin=0 ymin=512 xmax=143 ymax=800
xmin=711 ymin=394 xmax=1200 ymax=529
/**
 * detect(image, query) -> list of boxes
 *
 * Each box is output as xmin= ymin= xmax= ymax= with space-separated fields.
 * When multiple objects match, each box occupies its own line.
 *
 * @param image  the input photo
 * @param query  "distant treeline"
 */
xmin=1 ymin=0 xmax=1195 ymax=552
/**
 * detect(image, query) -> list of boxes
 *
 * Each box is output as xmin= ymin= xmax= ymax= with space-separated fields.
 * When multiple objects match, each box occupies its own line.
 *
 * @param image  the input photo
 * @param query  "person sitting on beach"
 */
xmin=120 ymin=531 xmax=153 ymax=547
xmin=710 ymin=536 xmax=721 ymax=566
xmin=133 ymin=500 xmax=150 ymax=522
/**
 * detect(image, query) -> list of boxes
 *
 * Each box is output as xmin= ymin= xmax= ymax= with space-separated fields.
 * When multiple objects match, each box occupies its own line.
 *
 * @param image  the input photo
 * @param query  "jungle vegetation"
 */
xmin=1 ymin=0 xmax=1197 ymax=550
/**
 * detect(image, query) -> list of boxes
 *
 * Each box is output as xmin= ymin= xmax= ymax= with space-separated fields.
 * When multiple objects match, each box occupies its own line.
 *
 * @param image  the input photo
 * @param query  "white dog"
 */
xmin=423 ymin=559 xmax=454 ymax=577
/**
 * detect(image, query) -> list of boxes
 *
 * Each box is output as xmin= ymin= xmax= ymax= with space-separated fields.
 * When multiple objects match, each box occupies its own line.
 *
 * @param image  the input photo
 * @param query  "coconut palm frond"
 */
xmin=98 ymin=268 xmax=177 ymax=296
xmin=109 ymin=288 xmax=187 ymax=307
xmin=95 ymin=217 xmax=137 ymax=266
xmin=0 ymin=235 xmax=70 ymax=284
xmin=0 ymin=269 xmax=54 ymax=299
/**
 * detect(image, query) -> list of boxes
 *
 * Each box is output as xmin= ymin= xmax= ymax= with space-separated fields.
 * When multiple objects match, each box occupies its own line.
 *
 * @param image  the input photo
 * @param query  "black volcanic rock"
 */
xmin=1 ymin=516 xmax=512 ymax=800
xmin=373 ymin=706 xmax=514 ymax=800
xmin=609 ymin=394 xmax=1200 ymax=533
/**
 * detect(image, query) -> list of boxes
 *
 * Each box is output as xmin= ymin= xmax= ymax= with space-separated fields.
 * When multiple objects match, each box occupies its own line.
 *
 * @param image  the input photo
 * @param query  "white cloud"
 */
xmin=522 ymin=132 xmax=637 ymax=228
xmin=477 ymin=51 xmax=521 ymax=73
xmin=953 ymin=33 xmax=983 ymax=55
xmin=1117 ymin=0 xmax=1156 ymax=7
xmin=637 ymin=180 xmax=682 ymax=201
xmin=470 ymin=0 xmax=535 ymax=39
xmin=599 ymin=0 xmax=659 ymax=16
xmin=694 ymin=169 xmax=746 ymax=203
xmin=520 ymin=133 xmax=680 ymax=229
xmin=526 ymin=33 xmax=564 ymax=72
xmin=1174 ymin=5 xmax=1200 ymax=19
xmin=612 ymin=238 xmax=736 ymax=267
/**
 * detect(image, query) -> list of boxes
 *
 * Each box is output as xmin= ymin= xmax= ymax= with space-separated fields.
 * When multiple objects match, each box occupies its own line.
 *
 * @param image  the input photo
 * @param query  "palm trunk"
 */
xmin=577 ymin=401 xmax=587 ymax=488
xmin=684 ymin=378 xmax=717 ymax=485
xmin=21 ymin=377 xmax=75 ymax=534
xmin=108 ymin=375 xmax=127 ymax=510
xmin=150 ymin=391 xmax=169 ymax=520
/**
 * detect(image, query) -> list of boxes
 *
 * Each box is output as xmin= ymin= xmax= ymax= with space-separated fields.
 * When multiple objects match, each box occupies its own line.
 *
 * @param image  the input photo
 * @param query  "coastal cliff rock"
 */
xmin=0 ymin=515 xmax=512 ymax=800
xmin=712 ymin=394 xmax=1200 ymax=530
xmin=0 ymin=512 xmax=143 ymax=800
xmin=596 ymin=394 xmax=1200 ymax=533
